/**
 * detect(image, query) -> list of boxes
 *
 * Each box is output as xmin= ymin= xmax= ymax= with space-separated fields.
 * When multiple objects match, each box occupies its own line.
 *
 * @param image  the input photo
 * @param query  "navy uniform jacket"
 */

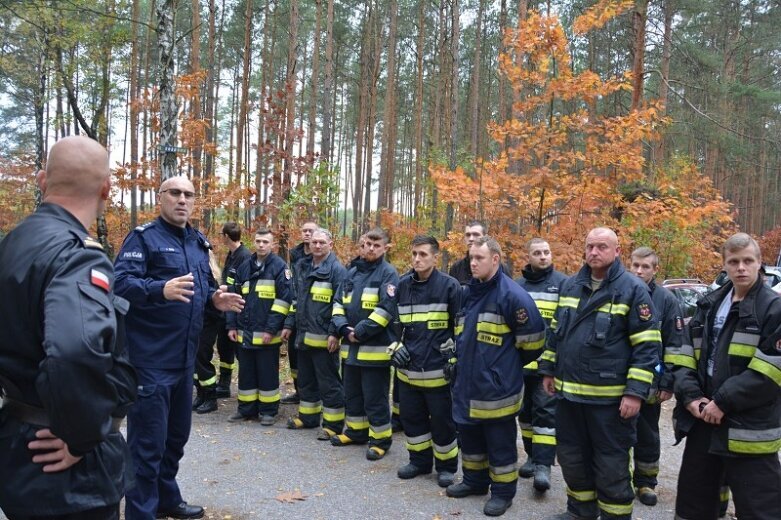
xmin=538 ymin=260 xmax=661 ymax=404
xmin=332 ymin=256 xmax=400 ymax=367
xmin=649 ymin=280 xmax=685 ymax=393
xmin=0 ymin=203 xmax=136 ymax=515
xmin=114 ymin=217 xmax=217 ymax=369
xmin=671 ymin=277 xmax=781 ymax=456
xmin=452 ymin=268 xmax=546 ymax=424
xmin=223 ymin=243 xmax=251 ymax=285
xmin=226 ymin=252 xmax=291 ymax=345
xmin=285 ymin=252 xmax=347 ymax=350
xmin=397 ymin=268 xmax=462 ymax=389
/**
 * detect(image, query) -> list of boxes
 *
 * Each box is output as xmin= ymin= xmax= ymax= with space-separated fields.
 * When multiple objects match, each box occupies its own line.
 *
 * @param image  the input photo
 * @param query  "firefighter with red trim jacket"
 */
xmin=671 ymin=233 xmax=781 ymax=520
xmin=392 ymin=235 xmax=462 ymax=488
xmin=330 ymin=228 xmax=400 ymax=461
xmin=226 ymin=228 xmax=292 ymax=426
xmin=515 ymin=237 xmax=568 ymax=493
xmin=539 ymin=227 xmax=660 ymax=520
xmin=446 ymin=236 xmax=545 ymax=517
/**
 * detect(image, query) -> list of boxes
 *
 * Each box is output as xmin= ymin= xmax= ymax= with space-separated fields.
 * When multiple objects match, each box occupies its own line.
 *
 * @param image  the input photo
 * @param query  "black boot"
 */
xmin=215 ymin=371 xmax=232 ymax=398
xmin=192 ymin=385 xmax=205 ymax=411
xmin=195 ymin=386 xmax=218 ymax=414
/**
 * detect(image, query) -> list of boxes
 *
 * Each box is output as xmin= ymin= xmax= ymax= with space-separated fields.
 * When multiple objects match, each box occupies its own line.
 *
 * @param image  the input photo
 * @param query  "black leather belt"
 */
xmin=1 ymin=398 xmax=123 ymax=432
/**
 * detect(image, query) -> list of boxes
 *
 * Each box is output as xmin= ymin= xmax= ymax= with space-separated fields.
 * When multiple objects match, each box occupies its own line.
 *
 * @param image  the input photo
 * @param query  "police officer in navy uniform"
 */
xmin=671 ymin=233 xmax=781 ymax=520
xmin=393 ymin=236 xmax=461 ymax=488
xmin=628 ymin=247 xmax=684 ymax=506
xmin=539 ymin=228 xmax=661 ymax=520
xmin=0 ymin=136 xmax=136 ymax=520
xmin=515 ymin=238 xmax=568 ymax=492
xmin=115 ymin=176 xmax=245 ymax=520
xmin=446 ymin=236 xmax=546 ymax=517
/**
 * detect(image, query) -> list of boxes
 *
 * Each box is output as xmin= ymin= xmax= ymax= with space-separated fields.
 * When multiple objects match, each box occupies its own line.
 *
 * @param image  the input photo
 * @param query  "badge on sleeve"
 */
xmin=638 ymin=303 xmax=652 ymax=321
xmin=91 ymin=269 xmax=110 ymax=292
xmin=284 ymin=269 xmax=292 ymax=280
xmin=775 ymin=339 xmax=781 ymax=352
xmin=675 ymin=316 xmax=684 ymax=331
xmin=386 ymin=284 xmax=396 ymax=297
xmin=516 ymin=308 xmax=529 ymax=325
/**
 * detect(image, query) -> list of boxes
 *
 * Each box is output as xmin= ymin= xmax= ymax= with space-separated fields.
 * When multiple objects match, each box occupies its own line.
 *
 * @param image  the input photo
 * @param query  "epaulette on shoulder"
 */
xmin=84 ymin=236 xmax=104 ymax=251
xmin=135 ymin=222 xmax=154 ymax=232
xmin=196 ymin=232 xmax=212 ymax=250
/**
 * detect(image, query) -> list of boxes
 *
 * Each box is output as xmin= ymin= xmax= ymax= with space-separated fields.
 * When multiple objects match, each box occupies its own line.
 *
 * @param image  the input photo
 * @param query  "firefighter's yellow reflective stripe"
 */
xmin=346 ymin=416 xmax=369 ymax=430
xmin=340 ymin=344 xmax=349 ymax=359
xmin=567 ymin=487 xmax=597 ymax=502
xmin=665 ymin=344 xmax=697 ymax=369
xmin=462 ymin=453 xmax=489 ymax=470
xmin=635 ymin=460 xmax=659 ymax=476
xmin=469 ymin=392 xmax=523 ymax=420
xmin=259 ymin=389 xmax=280 ymax=403
xmin=241 ymin=281 xmax=250 ymax=295
xmin=303 ymin=332 xmax=329 ymax=348
xmin=455 ymin=316 xmax=465 ymax=336
xmin=289 ymin=300 xmax=297 ymax=314
xmin=361 ymin=288 xmax=379 ymax=309
xmin=291 ymin=369 xmax=298 ymax=379
xmin=477 ymin=322 xmax=511 ymax=335
xmin=369 ymin=423 xmax=392 ymax=439
xmin=322 ymin=407 xmax=345 ymax=422
xmin=298 ymin=400 xmax=323 ymax=415
xmin=692 ymin=337 xmax=703 ymax=349
xmin=520 ymin=427 xmax=533 ymax=439
xmin=398 ymin=303 xmax=449 ymax=324
xmin=489 ymin=464 xmax=518 ymax=483
xmin=198 ymin=375 xmax=218 ymax=387
xmin=343 ymin=292 xmax=353 ymax=304
xmin=524 ymin=360 xmax=539 ymax=371
xmin=226 ymin=276 xmax=235 ymax=285
xmin=630 ymin=329 xmax=662 ymax=346
xmin=694 ymin=347 xmax=701 ymax=360
xmin=356 ymin=345 xmax=392 ymax=362
xmin=406 ymin=433 xmax=433 ymax=452
xmin=719 ymin=486 xmax=730 ymax=502
xmin=558 ymin=296 xmax=580 ymax=309
xmin=250 ymin=332 xmax=282 ymax=345
xmin=397 ymin=369 xmax=448 ymax=388
xmin=540 ymin=349 xmax=556 ymax=363
xmin=271 ymin=299 xmax=290 ymax=315
xmin=532 ymin=427 xmax=557 ymax=446
xmin=255 ymin=280 xmax=276 ymax=299
xmin=332 ymin=302 xmax=345 ymax=316
xmin=392 ymin=402 xmax=400 ymax=415
xmin=433 ymin=439 xmax=459 ymax=460
xmin=219 ymin=361 xmax=237 ymax=370
xmin=516 ymin=331 xmax=545 ymax=351
xmin=748 ymin=351 xmax=781 ymax=386
xmin=598 ymin=500 xmax=633 ymax=516
xmin=238 ymin=389 xmax=258 ymax=402
xmin=555 ymin=379 xmax=625 ymax=397
xmin=530 ymin=295 xmax=558 ymax=320
xmin=368 ymin=307 xmax=392 ymax=327
xmin=310 ymin=282 xmax=334 ymax=302
xmin=732 ymin=331 xmax=760 ymax=346
xmin=728 ymin=343 xmax=756 ymax=358
xmin=627 ymin=367 xmax=654 ymax=384
xmin=597 ymin=302 xmax=630 ymax=316
xmin=550 ymin=317 xmax=558 ymax=331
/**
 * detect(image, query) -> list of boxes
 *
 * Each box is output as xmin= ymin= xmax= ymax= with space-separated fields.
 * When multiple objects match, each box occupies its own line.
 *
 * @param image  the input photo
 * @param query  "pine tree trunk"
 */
xmin=283 ymin=0 xmax=300 ymax=205
xmin=236 ymin=0 xmax=253 ymax=186
xmin=129 ymin=0 xmax=142 ymax=227
xmin=413 ymin=0 xmax=426 ymax=218
xmin=630 ymin=0 xmax=647 ymax=112
xmin=320 ymin=0 xmax=334 ymax=163
xmin=157 ymin=0 xmax=178 ymax=181
xmin=378 ymin=0 xmax=398 ymax=212
xmin=190 ymin=0 xmax=203 ymax=187
xmin=307 ymin=0 xmax=322 ymax=158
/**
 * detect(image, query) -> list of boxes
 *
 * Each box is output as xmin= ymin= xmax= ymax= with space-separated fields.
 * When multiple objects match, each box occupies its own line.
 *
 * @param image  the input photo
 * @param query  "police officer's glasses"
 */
xmin=161 ymin=188 xmax=196 ymax=199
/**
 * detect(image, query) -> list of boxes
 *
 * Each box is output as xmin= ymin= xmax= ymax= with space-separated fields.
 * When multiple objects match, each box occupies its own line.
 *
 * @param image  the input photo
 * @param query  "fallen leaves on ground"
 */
xmin=275 ymin=489 xmax=308 ymax=503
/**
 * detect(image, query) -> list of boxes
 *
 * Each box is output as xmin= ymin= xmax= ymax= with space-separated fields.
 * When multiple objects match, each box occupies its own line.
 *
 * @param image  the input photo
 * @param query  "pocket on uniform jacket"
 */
xmin=589 ymin=358 xmax=618 ymax=379
xmin=136 ymin=383 xmax=158 ymax=399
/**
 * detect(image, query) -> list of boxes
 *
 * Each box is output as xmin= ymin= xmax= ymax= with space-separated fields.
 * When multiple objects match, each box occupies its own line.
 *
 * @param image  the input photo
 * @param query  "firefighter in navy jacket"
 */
xmin=330 ymin=228 xmax=400 ymax=461
xmin=446 ymin=237 xmax=545 ymax=518
xmin=393 ymin=236 xmax=462 ymax=488
xmin=538 ymin=228 xmax=660 ymax=520
xmin=670 ymin=233 xmax=781 ymax=520
xmin=515 ymin=238 xmax=568 ymax=492
xmin=115 ymin=176 xmax=244 ymax=520
xmin=226 ymin=229 xmax=292 ymax=424
xmin=282 ymin=228 xmax=348 ymax=438
xmin=0 ymin=137 xmax=136 ymax=519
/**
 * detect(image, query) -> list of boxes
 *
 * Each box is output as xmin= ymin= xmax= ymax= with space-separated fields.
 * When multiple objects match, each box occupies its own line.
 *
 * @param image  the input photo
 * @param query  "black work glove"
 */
xmin=389 ymin=342 xmax=411 ymax=368
xmin=443 ymin=357 xmax=457 ymax=382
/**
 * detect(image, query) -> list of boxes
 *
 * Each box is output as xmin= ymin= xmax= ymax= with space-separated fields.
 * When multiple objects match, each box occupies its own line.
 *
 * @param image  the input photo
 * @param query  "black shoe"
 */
xmin=227 ymin=412 xmax=257 ymax=423
xmin=280 ymin=393 xmax=300 ymax=404
xmin=366 ymin=446 xmax=387 ymax=460
xmin=191 ymin=389 xmax=205 ymax=411
xmin=259 ymin=415 xmax=277 ymax=426
xmin=446 ymin=482 xmax=489 ymax=498
xmin=518 ymin=458 xmax=535 ymax=478
xmin=156 ymin=501 xmax=204 ymax=519
xmin=214 ymin=385 xmax=231 ymax=398
xmin=533 ymin=464 xmax=551 ymax=492
xmin=544 ymin=512 xmax=599 ymax=520
xmin=636 ymin=486 xmax=657 ymax=506
xmin=397 ymin=463 xmax=432 ymax=479
xmin=195 ymin=399 xmax=217 ymax=414
xmin=484 ymin=497 xmax=512 ymax=517
xmin=437 ymin=471 xmax=455 ymax=488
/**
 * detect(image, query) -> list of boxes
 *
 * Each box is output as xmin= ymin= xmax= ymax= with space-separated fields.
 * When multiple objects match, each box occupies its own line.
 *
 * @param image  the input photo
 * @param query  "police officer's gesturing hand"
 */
xmin=164 ymin=273 xmax=196 ymax=302
xmin=212 ymin=284 xmax=246 ymax=313
xmin=28 ymin=429 xmax=82 ymax=473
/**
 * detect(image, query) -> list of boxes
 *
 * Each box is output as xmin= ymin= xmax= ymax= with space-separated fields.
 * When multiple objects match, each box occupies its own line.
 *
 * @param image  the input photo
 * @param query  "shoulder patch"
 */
xmin=516 ymin=307 xmax=529 ymax=325
xmin=90 ymin=269 xmax=110 ymax=292
xmin=638 ymin=303 xmax=652 ymax=321
xmin=135 ymin=222 xmax=154 ymax=232
xmin=284 ymin=269 xmax=292 ymax=280
xmin=84 ymin=237 xmax=104 ymax=251
xmin=386 ymin=284 xmax=396 ymax=297
xmin=776 ymin=339 xmax=781 ymax=352
xmin=675 ymin=316 xmax=684 ymax=331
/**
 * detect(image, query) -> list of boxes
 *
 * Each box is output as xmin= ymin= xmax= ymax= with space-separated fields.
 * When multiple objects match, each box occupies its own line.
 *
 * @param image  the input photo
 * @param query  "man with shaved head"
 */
xmin=115 ymin=175 xmax=245 ymax=520
xmin=0 ymin=136 xmax=137 ymax=519
xmin=539 ymin=227 xmax=661 ymax=520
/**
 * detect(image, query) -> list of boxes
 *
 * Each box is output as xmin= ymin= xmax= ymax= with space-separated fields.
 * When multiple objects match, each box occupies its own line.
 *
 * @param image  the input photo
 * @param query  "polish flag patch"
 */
xmin=91 ymin=269 xmax=110 ymax=292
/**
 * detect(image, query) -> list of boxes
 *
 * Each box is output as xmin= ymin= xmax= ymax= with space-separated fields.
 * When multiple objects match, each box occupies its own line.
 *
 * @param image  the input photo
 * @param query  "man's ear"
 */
xmin=36 ymin=170 xmax=47 ymax=194
xmin=101 ymin=177 xmax=111 ymax=200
